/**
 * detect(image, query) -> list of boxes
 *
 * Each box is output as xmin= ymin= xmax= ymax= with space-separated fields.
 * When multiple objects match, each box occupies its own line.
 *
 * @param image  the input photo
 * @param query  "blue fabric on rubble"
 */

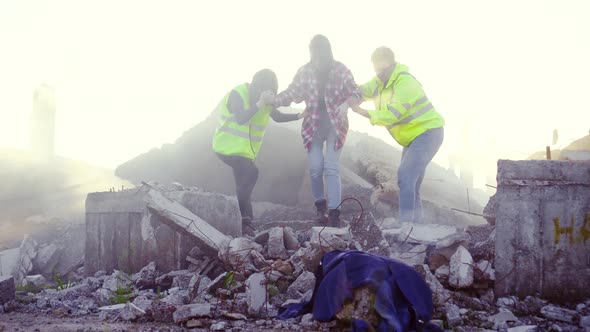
xmin=278 ymin=250 xmax=443 ymax=332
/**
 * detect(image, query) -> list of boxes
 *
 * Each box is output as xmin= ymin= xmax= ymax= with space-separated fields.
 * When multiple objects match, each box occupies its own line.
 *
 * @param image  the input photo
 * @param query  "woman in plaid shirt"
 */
xmin=260 ymin=35 xmax=363 ymax=226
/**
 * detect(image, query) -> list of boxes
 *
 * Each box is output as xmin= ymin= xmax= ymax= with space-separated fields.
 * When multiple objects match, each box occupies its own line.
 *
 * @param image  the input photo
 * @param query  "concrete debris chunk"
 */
xmin=507 ymin=326 xmax=539 ymax=332
xmin=310 ymin=227 xmax=349 ymax=252
xmin=172 ymin=303 xmax=212 ymax=323
xmin=14 ymin=235 xmax=38 ymax=284
xmin=133 ymin=261 xmax=160 ymax=290
xmin=444 ymin=303 xmax=462 ymax=327
xmin=220 ymin=237 xmax=265 ymax=272
xmin=391 ymin=244 xmax=428 ymax=266
xmin=282 ymin=227 xmax=300 ymax=251
xmin=414 ymin=265 xmax=450 ymax=306
xmin=119 ymin=302 xmax=146 ymax=321
xmin=487 ymin=310 xmax=519 ymax=330
xmin=149 ymin=299 xmax=177 ymax=323
xmin=267 ymin=227 xmax=288 ymax=259
xmin=541 ymin=305 xmax=578 ymax=323
xmin=476 ymin=260 xmax=495 ymax=281
xmin=287 ymin=271 xmax=315 ymax=300
xmin=102 ymin=270 xmax=132 ymax=292
xmin=449 ymin=245 xmax=474 ymax=289
xmin=398 ymin=223 xmax=458 ymax=245
xmin=246 ymin=273 xmax=266 ymax=316
xmin=0 ymin=276 xmax=16 ymax=304
xmin=0 ymin=248 xmax=20 ymax=277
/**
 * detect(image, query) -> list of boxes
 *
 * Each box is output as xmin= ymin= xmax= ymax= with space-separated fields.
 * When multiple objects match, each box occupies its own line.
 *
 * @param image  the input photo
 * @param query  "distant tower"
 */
xmin=30 ymin=84 xmax=56 ymax=159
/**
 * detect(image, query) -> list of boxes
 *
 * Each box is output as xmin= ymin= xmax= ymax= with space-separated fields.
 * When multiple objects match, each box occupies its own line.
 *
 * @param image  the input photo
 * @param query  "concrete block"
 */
xmin=495 ymin=160 xmax=590 ymax=302
xmin=0 ymin=276 xmax=16 ymax=304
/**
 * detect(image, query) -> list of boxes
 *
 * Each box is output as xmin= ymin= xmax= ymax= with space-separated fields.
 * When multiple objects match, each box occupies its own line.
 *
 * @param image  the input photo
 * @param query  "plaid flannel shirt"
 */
xmin=274 ymin=61 xmax=363 ymax=151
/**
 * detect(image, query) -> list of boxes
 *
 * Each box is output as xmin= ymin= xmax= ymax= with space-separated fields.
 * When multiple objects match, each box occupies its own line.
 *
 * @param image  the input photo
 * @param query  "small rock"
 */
xmin=449 ymin=245 xmax=474 ymax=289
xmin=24 ymin=275 xmax=47 ymax=287
xmin=220 ymin=238 xmax=265 ymax=272
xmin=94 ymin=270 xmax=107 ymax=278
xmin=290 ymin=246 xmax=322 ymax=276
xmin=102 ymin=270 xmax=132 ymax=292
xmin=580 ymin=315 xmax=590 ymax=328
xmin=149 ymin=300 xmax=177 ymax=323
xmin=186 ymin=319 xmax=203 ymax=328
xmin=133 ymin=261 xmax=160 ymax=290
xmin=414 ymin=265 xmax=450 ymax=306
xmin=287 ymin=271 xmax=316 ymax=300
xmin=173 ymin=303 xmax=211 ymax=323
xmin=497 ymin=296 xmax=518 ymax=308
xmin=118 ymin=302 xmax=146 ymax=321
xmin=301 ymin=313 xmax=315 ymax=326
xmin=98 ymin=303 xmax=126 ymax=312
xmin=222 ymin=312 xmax=247 ymax=320
xmin=444 ymin=303 xmax=462 ymax=327
xmin=271 ymin=260 xmax=294 ymax=276
xmin=507 ymin=326 xmax=539 ymax=332
xmin=132 ymin=295 xmax=153 ymax=312
xmin=476 ymin=260 xmax=495 ymax=281
xmin=0 ymin=276 xmax=16 ymax=304
xmin=210 ymin=321 xmax=227 ymax=331
xmin=541 ymin=305 xmax=578 ymax=323
xmin=435 ymin=265 xmax=450 ymax=279
xmin=576 ymin=303 xmax=586 ymax=312
xmin=488 ymin=310 xmax=519 ymax=330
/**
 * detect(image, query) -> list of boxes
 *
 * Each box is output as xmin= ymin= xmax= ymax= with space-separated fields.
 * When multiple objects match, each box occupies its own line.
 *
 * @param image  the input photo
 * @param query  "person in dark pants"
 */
xmin=212 ymin=69 xmax=305 ymax=235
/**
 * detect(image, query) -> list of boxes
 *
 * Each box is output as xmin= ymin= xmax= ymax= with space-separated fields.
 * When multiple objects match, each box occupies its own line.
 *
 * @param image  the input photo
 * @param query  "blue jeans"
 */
xmin=307 ymin=127 xmax=342 ymax=209
xmin=398 ymin=127 xmax=444 ymax=223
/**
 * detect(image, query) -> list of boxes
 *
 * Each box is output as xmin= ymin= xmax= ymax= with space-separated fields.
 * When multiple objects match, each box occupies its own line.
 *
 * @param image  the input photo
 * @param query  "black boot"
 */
xmin=328 ymin=209 xmax=343 ymax=228
xmin=241 ymin=217 xmax=256 ymax=237
xmin=314 ymin=199 xmax=328 ymax=223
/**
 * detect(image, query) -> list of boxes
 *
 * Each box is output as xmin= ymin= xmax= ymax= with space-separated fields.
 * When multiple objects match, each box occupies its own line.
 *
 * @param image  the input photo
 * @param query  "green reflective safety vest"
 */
xmin=360 ymin=63 xmax=445 ymax=147
xmin=212 ymin=83 xmax=272 ymax=160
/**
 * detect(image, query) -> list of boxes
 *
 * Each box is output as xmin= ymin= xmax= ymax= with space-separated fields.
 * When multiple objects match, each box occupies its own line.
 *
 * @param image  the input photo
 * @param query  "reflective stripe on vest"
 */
xmin=387 ymin=99 xmax=434 ymax=130
xmin=217 ymin=126 xmax=263 ymax=142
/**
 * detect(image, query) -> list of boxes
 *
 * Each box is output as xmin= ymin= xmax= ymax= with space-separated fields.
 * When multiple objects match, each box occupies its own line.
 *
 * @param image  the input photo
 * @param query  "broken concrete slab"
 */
xmin=14 ymin=235 xmax=37 ymax=284
xmin=246 ymin=273 xmax=266 ymax=316
xmin=141 ymin=183 xmax=231 ymax=256
xmin=449 ymin=245 xmax=474 ymax=289
xmin=165 ymin=189 xmax=241 ymax=237
xmin=310 ymin=227 xmax=349 ymax=252
xmin=391 ymin=244 xmax=428 ymax=266
xmin=132 ymin=261 xmax=160 ymax=290
xmin=397 ymin=223 xmax=458 ymax=245
xmin=476 ymin=260 xmax=495 ymax=281
xmin=0 ymin=247 xmax=19 ymax=276
xmin=540 ymin=305 xmax=578 ymax=323
xmin=267 ymin=227 xmax=288 ymax=260
xmin=102 ymin=270 xmax=132 ymax=292
xmin=173 ymin=303 xmax=212 ymax=323
xmin=0 ymin=276 xmax=15 ymax=304
xmin=33 ymin=244 xmax=60 ymax=276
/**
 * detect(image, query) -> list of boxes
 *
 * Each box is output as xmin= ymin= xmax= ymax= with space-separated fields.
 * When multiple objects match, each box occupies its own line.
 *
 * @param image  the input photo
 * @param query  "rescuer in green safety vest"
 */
xmin=351 ymin=47 xmax=445 ymax=223
xmin=212 ymin=69 xmax=306 ymax=236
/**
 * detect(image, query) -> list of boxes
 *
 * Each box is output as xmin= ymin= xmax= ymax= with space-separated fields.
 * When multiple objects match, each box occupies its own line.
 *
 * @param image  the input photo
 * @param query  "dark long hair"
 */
xmin=309 ymin=34 xmax=334 ymax=88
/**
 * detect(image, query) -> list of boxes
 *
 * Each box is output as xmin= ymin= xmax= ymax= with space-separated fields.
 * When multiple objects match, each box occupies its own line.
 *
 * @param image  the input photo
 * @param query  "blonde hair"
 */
xmin=371 ymin=47 xmax=396 ymax=64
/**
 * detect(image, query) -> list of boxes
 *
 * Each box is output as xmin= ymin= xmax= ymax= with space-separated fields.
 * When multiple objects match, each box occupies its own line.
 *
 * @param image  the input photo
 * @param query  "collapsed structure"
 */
xmin=1 ymin=158 xmax=589 ymax=330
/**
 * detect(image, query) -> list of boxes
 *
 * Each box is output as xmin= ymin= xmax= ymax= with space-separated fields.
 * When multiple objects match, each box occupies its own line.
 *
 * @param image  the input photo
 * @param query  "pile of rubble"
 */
xmin=1 ymin=212 xmax=589 ymax=331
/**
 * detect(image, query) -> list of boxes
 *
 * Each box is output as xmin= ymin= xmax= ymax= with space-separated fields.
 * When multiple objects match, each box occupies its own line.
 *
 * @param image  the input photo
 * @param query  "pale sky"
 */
xmin=1 ymin=0 xmax=589 ymax=187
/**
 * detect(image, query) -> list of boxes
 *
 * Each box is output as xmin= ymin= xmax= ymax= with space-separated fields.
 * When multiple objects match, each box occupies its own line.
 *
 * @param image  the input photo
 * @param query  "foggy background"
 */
xmin=1 ymin=0 xmax=590 ymax=235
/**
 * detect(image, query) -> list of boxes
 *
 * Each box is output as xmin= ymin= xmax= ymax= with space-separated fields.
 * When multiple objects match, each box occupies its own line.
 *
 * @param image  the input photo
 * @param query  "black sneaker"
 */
xmin=314 ymin=199 xmax=328 ymax=224
xmin=241 ymin=217 xmax=256 ymax=237
xmin=328 ymin=209 xmax=344 ymax=228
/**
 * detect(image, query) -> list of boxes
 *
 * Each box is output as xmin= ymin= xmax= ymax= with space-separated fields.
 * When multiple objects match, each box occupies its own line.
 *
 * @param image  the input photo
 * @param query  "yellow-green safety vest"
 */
xmin=360 ymin=63 xmax=445 ymax=147
xmin=212 ymin=83 xmax=272 ymax=160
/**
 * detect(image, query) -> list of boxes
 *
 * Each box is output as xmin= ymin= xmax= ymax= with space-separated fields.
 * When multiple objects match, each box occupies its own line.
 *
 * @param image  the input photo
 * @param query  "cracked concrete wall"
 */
xmin=85 ymin=191 xmax=201 ymax=276
xmin=494 ymin=160 xmax=590 ymax=302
